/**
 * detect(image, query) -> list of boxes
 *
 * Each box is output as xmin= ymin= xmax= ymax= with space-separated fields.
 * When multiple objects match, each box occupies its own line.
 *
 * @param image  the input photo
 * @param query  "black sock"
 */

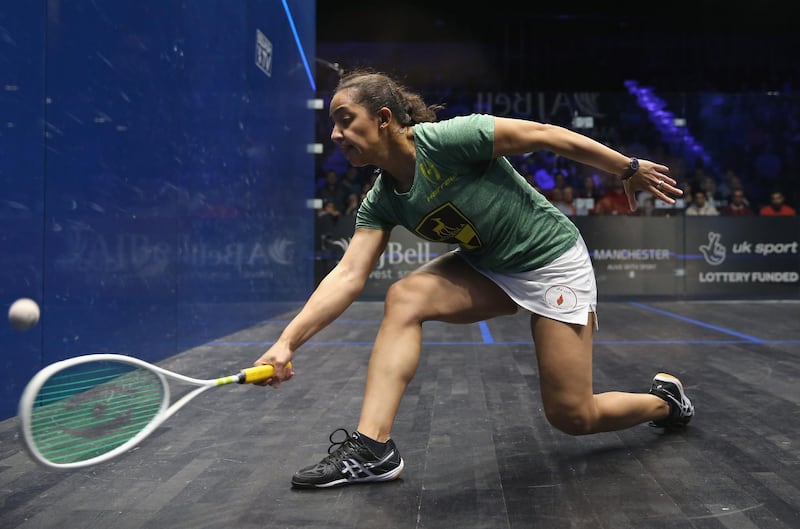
xmin=356 ymin=431 xmax=388 ymax=455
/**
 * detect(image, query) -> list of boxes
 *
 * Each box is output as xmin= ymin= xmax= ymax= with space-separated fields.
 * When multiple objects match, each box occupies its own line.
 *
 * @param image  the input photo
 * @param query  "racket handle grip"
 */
xmin=239 ymin=362 xmax=293 ymax=384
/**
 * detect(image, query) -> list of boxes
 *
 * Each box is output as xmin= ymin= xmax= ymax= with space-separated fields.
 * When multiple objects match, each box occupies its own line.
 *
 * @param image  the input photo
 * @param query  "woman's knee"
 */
xmin=544 ymin=404 xmax=595 ymax=436
xmin=384 ymin=275 xmax=433 ymax=320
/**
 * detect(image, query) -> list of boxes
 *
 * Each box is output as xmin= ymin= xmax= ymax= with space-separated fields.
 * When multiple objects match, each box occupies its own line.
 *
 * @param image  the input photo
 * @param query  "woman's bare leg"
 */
xmin=356 ymin=253 xmax=517 ymax=441
xmin=531 ymin=313 xmax=669 ymax=435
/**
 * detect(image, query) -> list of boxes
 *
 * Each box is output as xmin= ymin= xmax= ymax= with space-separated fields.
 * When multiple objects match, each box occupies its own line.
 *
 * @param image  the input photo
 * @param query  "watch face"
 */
xmin=630 ymin=158 xmax=639 ymax=170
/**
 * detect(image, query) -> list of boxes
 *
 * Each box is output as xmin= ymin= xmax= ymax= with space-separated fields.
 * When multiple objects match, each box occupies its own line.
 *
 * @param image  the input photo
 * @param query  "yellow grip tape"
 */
xmin=241 ymin=362 xmax=293 ymax=384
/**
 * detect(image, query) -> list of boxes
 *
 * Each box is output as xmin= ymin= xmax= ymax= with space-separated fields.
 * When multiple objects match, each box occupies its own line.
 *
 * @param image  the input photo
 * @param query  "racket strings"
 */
xmin=28 ymin=362 xmax=166 ymax=464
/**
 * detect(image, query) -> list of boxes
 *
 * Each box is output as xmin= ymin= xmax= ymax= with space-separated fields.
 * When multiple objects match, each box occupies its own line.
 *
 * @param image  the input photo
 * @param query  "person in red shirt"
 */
xmin=593 ymin=179 xmax=631 ymax=215
xmin=759 ymin=191 xmax=797 ymax=216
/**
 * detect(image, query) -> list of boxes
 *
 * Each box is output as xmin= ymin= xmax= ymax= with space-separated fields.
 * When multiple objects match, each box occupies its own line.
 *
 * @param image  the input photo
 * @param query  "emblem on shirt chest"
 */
xmin=419 ymin=160 xmax=458 ymax=202
xmin=419 ymin=159 xmax=443 ymax=185
xmin=415 ymin=202 xmax=481 ymax=250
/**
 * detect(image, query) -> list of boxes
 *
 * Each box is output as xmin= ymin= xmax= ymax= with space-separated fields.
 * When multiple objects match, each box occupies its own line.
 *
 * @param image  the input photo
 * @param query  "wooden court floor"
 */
xmin=1 ymin=300 xmax=799 ymax=529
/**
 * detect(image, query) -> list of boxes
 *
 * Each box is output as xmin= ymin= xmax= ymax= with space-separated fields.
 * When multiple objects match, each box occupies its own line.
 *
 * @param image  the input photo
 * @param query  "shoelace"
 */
xmin=321 ymin=428 xmax=361 ymax=464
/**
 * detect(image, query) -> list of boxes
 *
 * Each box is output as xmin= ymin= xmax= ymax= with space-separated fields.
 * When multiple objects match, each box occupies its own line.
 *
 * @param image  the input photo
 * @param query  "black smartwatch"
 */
xmin=620 ymin=158 xmax=639 ymax=180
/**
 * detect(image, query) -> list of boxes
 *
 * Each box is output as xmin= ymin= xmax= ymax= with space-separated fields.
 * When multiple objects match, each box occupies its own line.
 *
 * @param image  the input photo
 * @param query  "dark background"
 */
xmin=316 ymin=1 xmax=799 ymax=92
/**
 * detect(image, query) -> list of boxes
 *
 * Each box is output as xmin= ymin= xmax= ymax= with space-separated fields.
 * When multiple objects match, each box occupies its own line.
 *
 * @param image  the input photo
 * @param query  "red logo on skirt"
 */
xmin=544 ymin=286 xmax=578 ymax=310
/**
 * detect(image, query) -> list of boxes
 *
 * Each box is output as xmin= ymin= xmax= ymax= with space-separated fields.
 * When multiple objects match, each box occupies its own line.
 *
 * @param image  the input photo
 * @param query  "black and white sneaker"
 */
xmin=291 ymin=429 xmax=405 ymax=488
xmin=649 ymin=373 xmax=695 ymax=429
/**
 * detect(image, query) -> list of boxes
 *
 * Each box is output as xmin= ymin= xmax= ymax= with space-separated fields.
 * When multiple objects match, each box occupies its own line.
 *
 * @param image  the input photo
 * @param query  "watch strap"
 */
xmin=620 ymin=158 xmax=639 ymax=181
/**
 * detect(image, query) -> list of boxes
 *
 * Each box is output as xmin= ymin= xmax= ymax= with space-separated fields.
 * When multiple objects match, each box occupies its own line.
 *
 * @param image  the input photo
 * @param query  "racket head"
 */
xmin=18 ymin=354 xmax=170 ymax=470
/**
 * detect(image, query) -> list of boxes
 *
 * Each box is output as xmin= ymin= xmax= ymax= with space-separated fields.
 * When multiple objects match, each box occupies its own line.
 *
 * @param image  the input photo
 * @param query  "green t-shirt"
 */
xmin=355 ymin=113 xmax=579 ymax=272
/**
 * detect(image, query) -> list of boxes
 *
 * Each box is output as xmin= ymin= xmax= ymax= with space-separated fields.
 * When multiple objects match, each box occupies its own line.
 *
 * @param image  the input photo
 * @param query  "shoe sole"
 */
xmin=654 ymin=372 xmax=683 ymax=391
xmin=291 ymin=458 xmax=405 ymax=489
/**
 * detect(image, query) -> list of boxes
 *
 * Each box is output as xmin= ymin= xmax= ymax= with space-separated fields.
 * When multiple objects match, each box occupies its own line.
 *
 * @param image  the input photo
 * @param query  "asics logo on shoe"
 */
xmin=340 ymin=449 xmax=397 ymax=480
xmin=654 ymin=383 xmax=693 ymax=416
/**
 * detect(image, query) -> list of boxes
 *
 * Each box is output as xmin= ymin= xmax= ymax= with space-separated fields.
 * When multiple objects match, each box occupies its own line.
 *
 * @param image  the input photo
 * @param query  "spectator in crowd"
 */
xmin=759 ymin=190 xmax=797 ymax=216
xmin=717 ymin=168 xmax=743 ymax=202
xmin=593 ymin=179 xmax=631 ymax=215
xmin=684 ymin=190 xmax=719 ymax=216
xmin=345 ymin=195 xmax=361 ymax=216
xmin=551 ymin=171 xmax=569 ymax=194
xmin=698 ymin=175 xmax=724 ymax=206
xmin=687 ymin=157 xmax=711 ymax=191
xmin=342 ymin=165 xmax=364 ymax=196
xmin=577 ymin=174 xmax=602 ymax=202
xmin=573 ymin=172 xmax=602 ymax=215
xmin=315 ymin=169 xmax=349 ymax=219
xmin=342 ymin=165 xmax=365 ymax=215
xmin=719 ymin=188 xmax=754 ymax=216
xmin=635 ymin=195 xmax=659 ymax=217
xmin=549 ymin=186 xmax=577 ymax=217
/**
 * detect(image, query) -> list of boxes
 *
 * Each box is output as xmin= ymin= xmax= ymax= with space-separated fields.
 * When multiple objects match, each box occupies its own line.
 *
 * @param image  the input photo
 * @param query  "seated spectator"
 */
xmin=551 ymin=171 xmax=569 ymax=194
xmin=759 ymin=190 xmax=797 ymax=216
xmin=577 ymin=174 xmax=602 ymax=202
xmin=315 ymin=169 xmax=348 ymax=219
xmin=684 ymin=191 xmax=719 ymax=216
xmin=698 ymin=175 xmax=724 ymax=206
xmin=342 ymin=165 xmax=364 ymax=196
xmin=717 ymin=169 xmax=744 ymax=203
xmin=341 ymin=165 xmax=365 ymax=215
xmin=593 ymin=179 xmax=631 ymax=216
xmin=719 ymin=189 xmax=753 ymax=216
xmin=344 ymin=194 xmax=361 ymax=216
xmin=635 ymin=195 xmax=659 ymax=217
xmin=550 ymin=186 xmax=577 ymax=217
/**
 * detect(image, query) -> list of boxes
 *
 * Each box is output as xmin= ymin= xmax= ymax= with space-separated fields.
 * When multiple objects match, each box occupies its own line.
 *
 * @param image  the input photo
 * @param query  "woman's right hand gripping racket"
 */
xmin=18 ymin=353 xmax=291 ymax=470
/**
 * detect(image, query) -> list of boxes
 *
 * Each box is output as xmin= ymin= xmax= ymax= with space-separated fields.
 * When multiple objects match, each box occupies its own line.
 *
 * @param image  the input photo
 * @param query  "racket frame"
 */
xmin=18 ymin=353 xmax=275 ymax=470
